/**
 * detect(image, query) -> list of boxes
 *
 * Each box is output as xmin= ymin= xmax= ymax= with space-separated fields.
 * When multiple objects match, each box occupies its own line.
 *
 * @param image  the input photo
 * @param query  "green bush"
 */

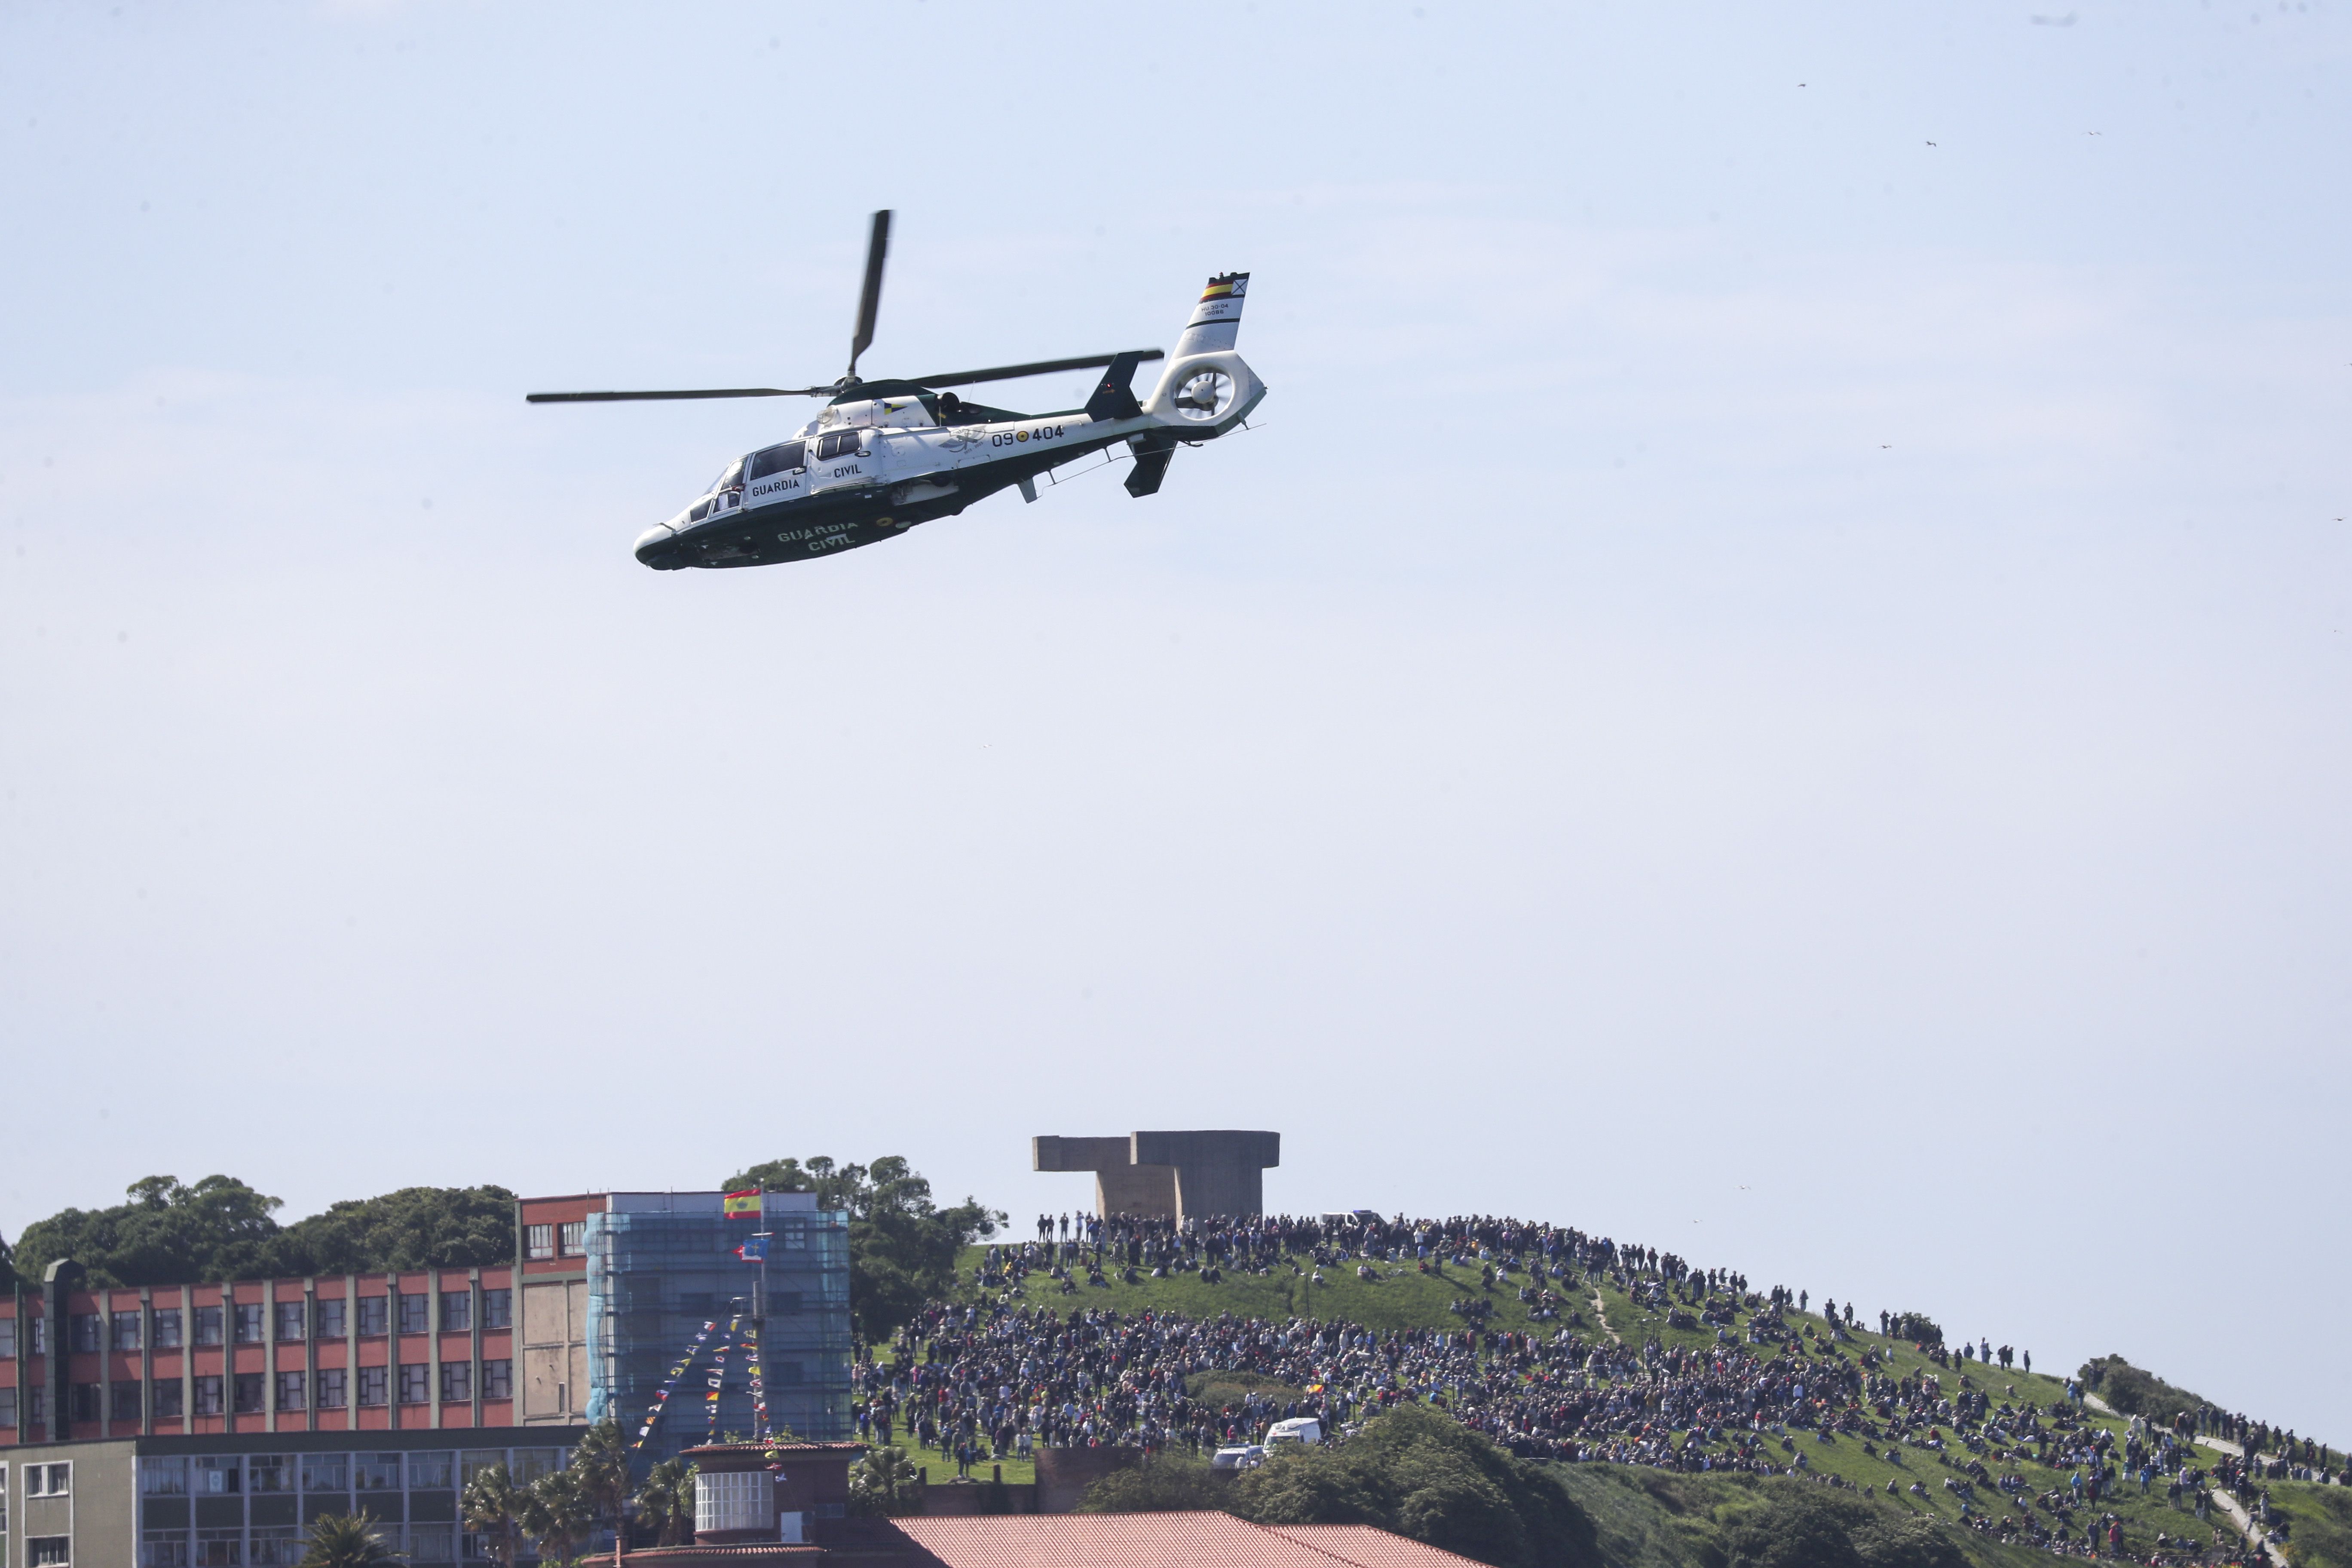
xmin=1227 ymin=1404 xmax=1599 ymax=1568
xmin=1887 ymin=1313 xmax=1942 ymax=1345
xmin=1078 ymin=1452 xmax=1231 ymax=1514
xmin=2076 ymin=1356 xmax=2206 ymax=1424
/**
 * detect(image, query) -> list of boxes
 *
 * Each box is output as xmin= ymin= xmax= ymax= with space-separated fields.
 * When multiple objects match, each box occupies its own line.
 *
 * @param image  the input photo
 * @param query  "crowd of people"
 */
xmin=844 ymin=1211 xmax=2322 ymax=1565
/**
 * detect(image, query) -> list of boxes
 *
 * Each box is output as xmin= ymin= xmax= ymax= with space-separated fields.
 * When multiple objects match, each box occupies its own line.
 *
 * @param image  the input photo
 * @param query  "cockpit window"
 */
xmin=689 ymin=499 xmax=710 ymax=522
xmin=747 ymin=442 xmax=806 ymax=481
xmin=715 ymin=458 xmax=746 ymax=492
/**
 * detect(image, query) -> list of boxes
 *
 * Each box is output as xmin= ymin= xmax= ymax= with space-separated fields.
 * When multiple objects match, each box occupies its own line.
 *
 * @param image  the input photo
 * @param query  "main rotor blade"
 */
xmin=848 ymin=209 xmax=891 ymax=378
xmin=524 ymin=386 xmax=830 ymax=404
xmin=909 ymin=349 xmax=1163 ymax=390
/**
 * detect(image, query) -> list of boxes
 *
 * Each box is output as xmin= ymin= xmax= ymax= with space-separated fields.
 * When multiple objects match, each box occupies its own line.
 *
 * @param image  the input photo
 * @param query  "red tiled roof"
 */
xmin=892 ymin=1513 xmax=1481 ymax=1568
xmin=1255 ymin=1524 xmax=1488 ymax=1568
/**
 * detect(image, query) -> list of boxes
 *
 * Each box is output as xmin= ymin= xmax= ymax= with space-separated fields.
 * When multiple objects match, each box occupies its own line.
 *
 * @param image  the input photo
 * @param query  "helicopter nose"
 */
xmin=634 ymin=523 xmax=685 ymax=570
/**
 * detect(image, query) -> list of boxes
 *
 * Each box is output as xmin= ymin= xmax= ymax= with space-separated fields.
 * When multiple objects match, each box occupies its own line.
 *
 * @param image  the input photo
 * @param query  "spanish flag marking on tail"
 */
xmin=723 ymin=1188 xmax=763 ymax=1220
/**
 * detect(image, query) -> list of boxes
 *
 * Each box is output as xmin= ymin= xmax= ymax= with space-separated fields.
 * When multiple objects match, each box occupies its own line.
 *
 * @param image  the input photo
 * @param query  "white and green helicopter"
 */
xmin=528 ymin=211 xmax=1265 ymax=570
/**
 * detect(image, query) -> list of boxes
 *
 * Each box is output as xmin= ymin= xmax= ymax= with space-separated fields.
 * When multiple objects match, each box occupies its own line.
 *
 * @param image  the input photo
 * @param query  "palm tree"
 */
xmin=460 ymin=1463 xmax=526 ymax=1568
xmin=524 ymin=1467 xmax=596 ymax=1566
xmin=849 ymin=1445 xmax=921 ymax=1517
xmin=570 ymin=1419 xmax=636 ymax=1568
xmin=296 ymin=1513 xmax=399 ymax=1567
xmin=634 ymin=1459 xmax=699 ymax=1547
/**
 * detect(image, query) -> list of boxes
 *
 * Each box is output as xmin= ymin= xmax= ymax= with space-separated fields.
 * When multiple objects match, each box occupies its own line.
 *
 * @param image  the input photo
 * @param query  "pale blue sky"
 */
xmin=4 ymin=3 xmax=2348 ymax=1436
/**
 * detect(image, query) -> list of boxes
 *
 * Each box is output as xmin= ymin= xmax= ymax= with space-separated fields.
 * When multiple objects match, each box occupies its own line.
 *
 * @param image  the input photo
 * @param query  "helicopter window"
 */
xmin=689 ymin=499 xmax=710 ymax=522
xmin=715 ymin=457 xmax=746 ymax=491
xmin=747 ymin=441 xmax=806 ymax=480
xmin=814 ymin=431 xmax=863 ymax=462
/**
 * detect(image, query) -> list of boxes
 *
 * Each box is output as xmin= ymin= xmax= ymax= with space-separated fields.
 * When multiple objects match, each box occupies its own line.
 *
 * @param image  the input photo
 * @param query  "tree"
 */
xmin=718 ymin=1155 xmax=1002 ymax=1342
xmin=634 ymin=1459 xmax=698 ymax=1547
xmin=278 ymin=1185 xmax=517 ymax=1275
xmin=1227 ymin=1405 xmax=1597 ymax=1568
xmin=569 ymin=1420 xmax=635 ymax=1568
xmin=1077 ymin=1451 xmax=1228 ymax=1513
xmin=524 ymin=1467 xmax=596 ymax=1565
xmin=8 ymin=1175 xmax=518 ymax=1286
xmin=849 ymin=1445 xmax=924 ymax=1517
xmin=12 ymin=1176 xmax=288 ymax=1288
xmin=462 ymin=1463 xmax=527 ymax=1568
xmin=296 ymin=1513 xmax=399 ymax=1567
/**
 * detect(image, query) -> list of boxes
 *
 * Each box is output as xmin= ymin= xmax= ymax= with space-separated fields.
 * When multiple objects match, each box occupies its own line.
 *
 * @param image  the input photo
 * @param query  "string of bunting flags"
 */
xmin=630 ymin=1318 xmax=719 ymax=1453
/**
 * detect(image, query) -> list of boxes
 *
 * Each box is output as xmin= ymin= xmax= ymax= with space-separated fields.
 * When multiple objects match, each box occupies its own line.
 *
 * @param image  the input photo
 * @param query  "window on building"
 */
xmin=233 ymin=1304 xmax=264 ymax=1344
xmin=354 ymin=1453 xmax=401 ymax=1491
xmin=246 ymin=1528 xmax=300 ymax=1568
xmin=558 ymin=1220 xmax=586 ymax=1256
xmin=511 ymin=1449 xmax=560 ymax=1484
xmin=153 ymin=1308 xmax=183 ymax=1348
xmin=315 ymin=1299 xmax=346 ymax=1340
xmin=357 ymin=1366 xmax=387 ymax=1407
xmin=482 ymin=1359 xmax=512 ymax=1400
xmin=193 ymin=1307 xmax=224 ymax=1347
xmin=0 ymin=1463 xmax=8 ymax=1530
xmin=276 ymin=1302 xmax=306 ymax=1342
xmin=71 ymin=1313 xmax=102 ymax=1353
xmin=31 ymin=1537 xmax=72 ymax=1567
xmin=355 ymin=1296 xmax=387 ymax=1337
xmin=143 ymin=1531 xmax=191 ymax=1568
xmin=769 ymin=1291 xmax=804 ymax=1316
xmin=193 ymin=1455 xmax=241 ymax=1494
xmin=300 ymin=1453 xmax=348 ymax=1493
xmin=31 ymin=1316 xmax=48 ymax=1354
xmin=28 ymin=1387 xmax=49 ymax=1427
xmin=29 ymin=1461 xmax=72 ymax=1496
xmin=526 ymin=1224 xmax=554 ymax=1261
xmin=193 ymin=1530 xmax=241 ymax=1568
xmin=407 ymin=1451 xmax=454 ymax=1490
xmin=406 ymin=1525 xmax=456 ymax=1564
xmin=441 ymin=1291 xmax=471 ymax=1333
xmin=247 ymin=1455 xmax=292 ymax=1494
xmin=233 ymin=1372 xmax=266 ymax=1414
xmin=113 ymin=1311 xmax=143 ymax=1351
xmin=316 ymin=1368 xmax=347 ymax=1409
xmin=192 ymin=1376 xmax=224 ymax=1416
xmin=398 ymin=1365 xmax=431 ymax=1405
xmin=397 ymin=1295 xmax=429 ymax=1336
xmin=153 ymin=1380 xmax=184 ymax=1419
xmin=70 ymin=1383 xmax=101 ymax=1422
xmin=276 ymin=1371 xmax=307 ymax=1411
xmin=460 ymin=1449 xmax=505 ymax=1485
xmin=0 ymin=1314 xmax=16 ymax=1356
xmin=481 ymin=1289 xmax=511 ymax=1330
xmin=141 ymin=1456 xmax=190 ymax=1495
xmin=441 ymin=1362 xmax=472 ymax=1403
xmin=0 ymin=1387 xmax=17 ymax=1427
xmin=112 ymin=1382 xmax=144 ymax=1422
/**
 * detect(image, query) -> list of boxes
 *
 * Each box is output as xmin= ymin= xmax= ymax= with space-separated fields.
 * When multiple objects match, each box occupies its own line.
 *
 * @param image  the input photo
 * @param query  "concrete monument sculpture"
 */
xmin=1032 ymin=1130 xmax=1280 ymax=1221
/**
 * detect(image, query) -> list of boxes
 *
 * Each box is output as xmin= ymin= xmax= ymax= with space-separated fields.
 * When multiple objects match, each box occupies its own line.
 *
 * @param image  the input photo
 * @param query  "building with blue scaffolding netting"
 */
xmin=583 ymin=1191 xmax=852 ymax=1471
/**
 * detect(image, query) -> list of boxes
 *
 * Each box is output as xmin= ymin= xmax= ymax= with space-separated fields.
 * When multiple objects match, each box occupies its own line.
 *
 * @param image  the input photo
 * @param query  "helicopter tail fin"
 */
xmin=1172 ymin=273 xmax=1249 ymax=358
xmin=1125 ymin=431 xmax=1177 ymax=497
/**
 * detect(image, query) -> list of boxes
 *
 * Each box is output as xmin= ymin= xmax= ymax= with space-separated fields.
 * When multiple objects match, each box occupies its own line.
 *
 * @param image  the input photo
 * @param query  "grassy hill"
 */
xmin=870 ymin=1243 xmax=2334 ymax=1565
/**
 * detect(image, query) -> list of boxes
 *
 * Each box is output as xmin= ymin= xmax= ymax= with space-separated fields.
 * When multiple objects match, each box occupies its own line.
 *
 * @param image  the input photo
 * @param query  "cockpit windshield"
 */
xmin=713 ymin=457 xmax=746 ymax=493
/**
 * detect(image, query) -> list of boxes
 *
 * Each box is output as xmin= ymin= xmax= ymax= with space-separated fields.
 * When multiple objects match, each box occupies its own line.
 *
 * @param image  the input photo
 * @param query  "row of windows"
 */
xmin=138 ymin=1447 xmax=568 ymax=1498
xmin=523 ymin=1221 xmax=586 ymax=1260
xmin=0 ymin=1290 xmax=514 ymax=1357
xmin=0 ymin=1361 xmax=511 ymax=1427
xmin=140 ymin=1523 xmax=496 ymax=1566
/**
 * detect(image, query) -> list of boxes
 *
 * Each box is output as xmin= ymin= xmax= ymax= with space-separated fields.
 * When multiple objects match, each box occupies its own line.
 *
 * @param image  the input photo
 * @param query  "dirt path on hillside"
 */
xmin=1590 ymin=1286 xmax=1622 ymax=1345
xmin=2084 ymin=1394 xmax=2282 ymax=1566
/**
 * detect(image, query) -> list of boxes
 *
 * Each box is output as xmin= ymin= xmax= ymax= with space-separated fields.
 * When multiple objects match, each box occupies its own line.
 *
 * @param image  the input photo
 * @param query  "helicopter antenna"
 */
xmin=846 ymin=209 xmax=891 ymax=384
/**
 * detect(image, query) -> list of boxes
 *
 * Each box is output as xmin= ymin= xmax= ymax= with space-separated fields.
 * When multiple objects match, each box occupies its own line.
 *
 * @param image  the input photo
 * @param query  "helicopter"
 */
xmin=527 ymin=211 xmax=1266 ymax=570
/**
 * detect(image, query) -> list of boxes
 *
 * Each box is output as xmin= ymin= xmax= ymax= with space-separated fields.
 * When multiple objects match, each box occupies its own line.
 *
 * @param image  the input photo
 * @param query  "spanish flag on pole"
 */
xmin=723 ymin=1188 xmax=763 ymax=1221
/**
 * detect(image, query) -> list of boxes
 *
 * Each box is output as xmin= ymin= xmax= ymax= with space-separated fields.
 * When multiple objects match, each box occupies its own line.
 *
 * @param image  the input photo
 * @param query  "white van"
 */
xmin=1211 ymin=1444 xmax=1266 ymax=1470
xmin=1267 ymin=1417 xmax=1323 ymax=1448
